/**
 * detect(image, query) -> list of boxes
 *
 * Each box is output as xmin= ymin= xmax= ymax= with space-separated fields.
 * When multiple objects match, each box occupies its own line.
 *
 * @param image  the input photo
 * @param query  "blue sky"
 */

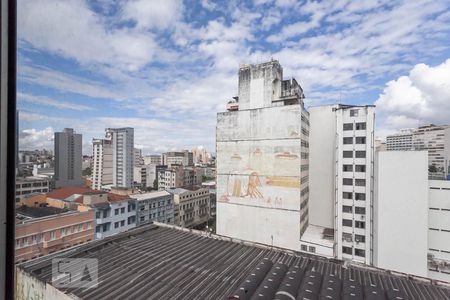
xmin=17 ymin=0 xmax=450 ymax=155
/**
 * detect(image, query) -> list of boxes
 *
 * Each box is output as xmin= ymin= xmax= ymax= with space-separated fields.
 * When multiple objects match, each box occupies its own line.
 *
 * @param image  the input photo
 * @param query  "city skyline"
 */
xmin=17 ymin=1 xmax=450 ymax=155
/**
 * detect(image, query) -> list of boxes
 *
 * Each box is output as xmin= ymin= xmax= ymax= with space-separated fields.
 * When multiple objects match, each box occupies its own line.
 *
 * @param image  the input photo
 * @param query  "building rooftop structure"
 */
xmin=130 ymin=190 xmax=171 ymax=200
xmin=16 ymin=205 xmax=69 ymax=219
xmin=17 ymin=224 xmax=450 ymax=300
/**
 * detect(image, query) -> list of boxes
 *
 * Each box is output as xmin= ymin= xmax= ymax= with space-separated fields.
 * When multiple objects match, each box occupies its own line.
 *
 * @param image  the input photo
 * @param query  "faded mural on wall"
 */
xmin=217 ymin=140 xmax=301 ymax=211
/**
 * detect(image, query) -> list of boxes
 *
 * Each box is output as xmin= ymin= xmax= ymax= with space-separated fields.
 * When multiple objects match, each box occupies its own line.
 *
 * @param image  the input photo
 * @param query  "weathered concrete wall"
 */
xmin=16 ymin=268 xmax=72 ymax=300
xmin=216 ymin=103 xmax=304 ymax=251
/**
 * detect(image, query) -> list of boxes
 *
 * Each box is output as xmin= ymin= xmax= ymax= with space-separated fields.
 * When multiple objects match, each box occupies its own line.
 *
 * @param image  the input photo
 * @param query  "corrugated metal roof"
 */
xmin=18 ymin=224 xmax=450 ymax=300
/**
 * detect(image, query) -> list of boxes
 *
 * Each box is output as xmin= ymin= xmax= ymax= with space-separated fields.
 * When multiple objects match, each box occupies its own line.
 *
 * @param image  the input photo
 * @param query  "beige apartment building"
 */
xmin=167 ymin=187 xmax=210 ymax=228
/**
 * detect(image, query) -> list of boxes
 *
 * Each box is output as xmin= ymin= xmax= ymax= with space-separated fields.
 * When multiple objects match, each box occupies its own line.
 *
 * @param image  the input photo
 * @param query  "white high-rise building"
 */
xmin=54 ymin=128 xmax=83 ymax=188
xmin=308 ymin=104 xmax=375 ymax=264
xmin=106 ymin=128 xmax=134 ymax=188
xmin=92 ymin=138 xmax=113 ymax=190
xmin=92 ymin=128 xmax=134 ymax=190
xmin=216 ymin=60 xmax=309 ymax=251
xmin=134 ymin=148 xmax=143 ymax=167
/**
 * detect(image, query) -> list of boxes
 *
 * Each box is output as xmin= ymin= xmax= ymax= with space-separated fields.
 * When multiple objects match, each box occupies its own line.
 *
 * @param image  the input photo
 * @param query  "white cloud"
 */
xmin=375 ymin=59 xmax=450 ymax=137
xmin=18 ymin=0 xmax=160 ymax=71
xmin=19 ymin=127 xmax=54 ymax=150
xmin=18 ymin=92 xmax=94 ymax=111
xmin=121 ymin=0 xmax=182 ymax=30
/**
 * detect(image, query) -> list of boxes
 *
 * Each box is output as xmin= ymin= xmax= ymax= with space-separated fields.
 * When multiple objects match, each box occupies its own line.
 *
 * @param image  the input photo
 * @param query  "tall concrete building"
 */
xmin=161 ymin=151 xmax=193 ymax=167
xmin=134 ymin=148 xmax=143 ymax=167
xmin=216 ymin=60 xmax=310 ymax=250
xmin=92 ymin=138 xmax=113 ymax=190
xmin=106 ymin=128 xmax=134 ymax=188
xmin=92 ymin=128 xmax=134 ymax=190
xmin=54 ymin=128 xmax=83 ymax=188
xmin=308 ymin=105 xmax=375 ymax=264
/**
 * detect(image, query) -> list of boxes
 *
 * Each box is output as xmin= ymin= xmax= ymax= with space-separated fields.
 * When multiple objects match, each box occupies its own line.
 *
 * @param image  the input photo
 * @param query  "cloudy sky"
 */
xmin=17 ymin=0 xmax=450 ymax=155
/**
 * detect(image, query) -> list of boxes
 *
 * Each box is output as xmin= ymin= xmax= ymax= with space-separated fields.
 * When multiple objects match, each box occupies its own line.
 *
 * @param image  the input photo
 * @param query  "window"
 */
xmin=50 ymin=231 xmax=56 ymax=240
xmin=115 ymin=222 xmax=119 ymax=228
xmin=308 ymin=246 xmax=316 ymax=253
xmin=355 ymin=137 xmax=366 ymax=144
xmin=355 ymin=122 xmax=366 ymax=130
xmin=355 ymin=235 xmax=365 ymax=243
xmin=355 ymin=249 xmax=365 ymax=257
xmin=120 ymin=220 xmax=125 ymax=226
xmin=350 ymin=109 xmax=358 ymax=117
xmin=343 ymin=192 xmax=352 ymax=199
xmin=343 ymin=206 xmax=352 ymax=213
xmin=343 ymin=178 xmax=353 ymax=185
xmin=355 ymin=221 xmax=365 ymax=229
xmin=301 ymin=244 xmax=307 ymax=251
xmin=355 ymin=165 xmax=366 ymax=172
xmin=60 ymin=228 xmax=66 ymax=236
xmin=355 ymin=193 xmax=366 ymax=200
xmin=355 ymin=151 xmax=366 ymax=158
xmin=343 ymin=246 xmax=352 ymax=255
xmin=355 ymin=179 xmax=366 ymax=186
xmin=343 ymin=123 xmax=353 ymax=131
xmin=342 ymin=219 xmax=352 ymax=227
xmin=78 ymin=224 xmax=83 ymax=231
xmin=343 ymin=137 xmax=353 ymax=144
xmin=121 ymin=207 xmax=125 ymax=214
xmin=96 ymin=211 xmax=101 ymax=219
xmin=343 ymin=165 xmax=353 ymax=172
xmin=115 ymin=208 xmax=119 ymax=215
xmin=343 ymin=151 xmax=353 ymax=158
xmin=355 ymin=207 xmax=365 ymax=214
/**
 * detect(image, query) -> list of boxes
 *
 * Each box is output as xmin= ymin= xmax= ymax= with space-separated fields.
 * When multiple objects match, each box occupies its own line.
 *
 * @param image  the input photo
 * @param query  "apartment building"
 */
xmin=428 ymin=180 xmax=450 ymax=282
xmin=161 ymin=151 xmax=193 ymax=167
xmin=192 ymin=147 xmax=209 ymax=164
xmin=143 ymin=154 xmax=162 ymax=165
xmin=15 ymin=206 xmax=94 ymax=263
xmin=131 ymin=190 xmax=174 ymax=225
xmin=216 ymin=60 xmax=309 ymax=250
xmin=386 ymin=129 xmax=414 ymax=151
xmin=107 ymin=128 xmax=134 ymax=188
xmin=167 ymin=187 xmax=210 ymax=228
xmin=15 ymin=177 xmax=49 ymax=203
xmin=308 ymin=104 xmax=375 ymax=264
xmin=92 ymin=138 xmax=113 ymax=190
xmin=54 ymin=128 xmax=83 ymax=188
xmin=134 ymin=148 xmax=143 ymax=167
xmin=413 ymin=124 xmax=450 ymax=177
xmin=158 ymin=166 xmax=184 ymax=189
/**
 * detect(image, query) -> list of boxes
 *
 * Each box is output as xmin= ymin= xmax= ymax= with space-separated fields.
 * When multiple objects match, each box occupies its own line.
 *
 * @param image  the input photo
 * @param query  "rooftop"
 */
xmin=18 ymin=224 xmax=450 ymax=300
xmin=16 ymin=205 xmax=69 ymax=219
xmin=130 ymin=190 xmax=171 ymax=200
xmin=47 ymin=186 xmax=101 ymax=200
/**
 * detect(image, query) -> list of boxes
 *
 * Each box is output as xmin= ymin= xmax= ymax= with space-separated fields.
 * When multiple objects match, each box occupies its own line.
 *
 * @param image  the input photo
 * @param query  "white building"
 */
xmin=54 ymin=128 xmax=83 ymax=188
xmin=216 ymin=60 xmax=309 ymax=250
xmin=413 ymin=124 xmax=450 ymax=177
xmin=131 ymin=190 xmax=174 ymax=225
xmin=428 ymin=180 xmax=450 ymax=282
xmin=92 ymin=138 xmax=113 ymax=190
xmin=93 ymin=194 xmax=137 ymax=239
xmin=161 ymin=151 xmax=193 ymax=167
xmin=307 ymin=104 xmax=375 ymax=264
xmin=15 ymin=177 xmax=50 ymax=203
xmin=373 ymin=151 xmax=429 ymax=277
xmin=386 ymin=129 xmax=415 ymax=151
xmin=167 ymin=187 xmax=210 ymax=228
xmin=134 ymin=148 xmax=143 ymax=167
xmin=106 ymin=128 xmax=134 ymax=188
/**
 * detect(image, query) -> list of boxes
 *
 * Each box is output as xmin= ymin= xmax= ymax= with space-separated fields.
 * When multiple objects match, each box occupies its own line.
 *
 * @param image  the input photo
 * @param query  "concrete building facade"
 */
xmin=15 ymin=208 xmax=94 ymax=263
xmin=92 ymin=138 xmax=113 ymax=190
xmin=161 ymin=151 xmax=193 ymax=167
xmin=386 ymin=129 xmax=414 ymax=151
xmin=107 ymin=128 xmax=134 ymax=188
xmin=143 ymin=154 xmax=162 ymax=165
xmin=413 ymin=124 xmax=450 ymax=177
xmin=131 ymin=190 xmax=174 ymax=225
xmin=15 ymin=177 xmax=49 ymax=203
xmin=54 ymin=128 xmax=83 ymax=188
xmin=428 ymin=180 xmax=450 ymax=282
xmin=167 ymin=187 xmax=210 ymax=228
xmin=373 ymin=151 xmax=429 ymax=277
xmin=216 ymin=60 xmax=309 ymax=251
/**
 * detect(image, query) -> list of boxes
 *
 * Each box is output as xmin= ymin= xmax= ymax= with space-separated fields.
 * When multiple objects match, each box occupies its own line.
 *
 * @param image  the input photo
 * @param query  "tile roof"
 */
xmin=46 ymin=186 xmax=100 ymax=200
xmin=18 ymin=224 xmax=450 ymax=300
xmin=106 ymin=193 xmax=131 ymax=203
